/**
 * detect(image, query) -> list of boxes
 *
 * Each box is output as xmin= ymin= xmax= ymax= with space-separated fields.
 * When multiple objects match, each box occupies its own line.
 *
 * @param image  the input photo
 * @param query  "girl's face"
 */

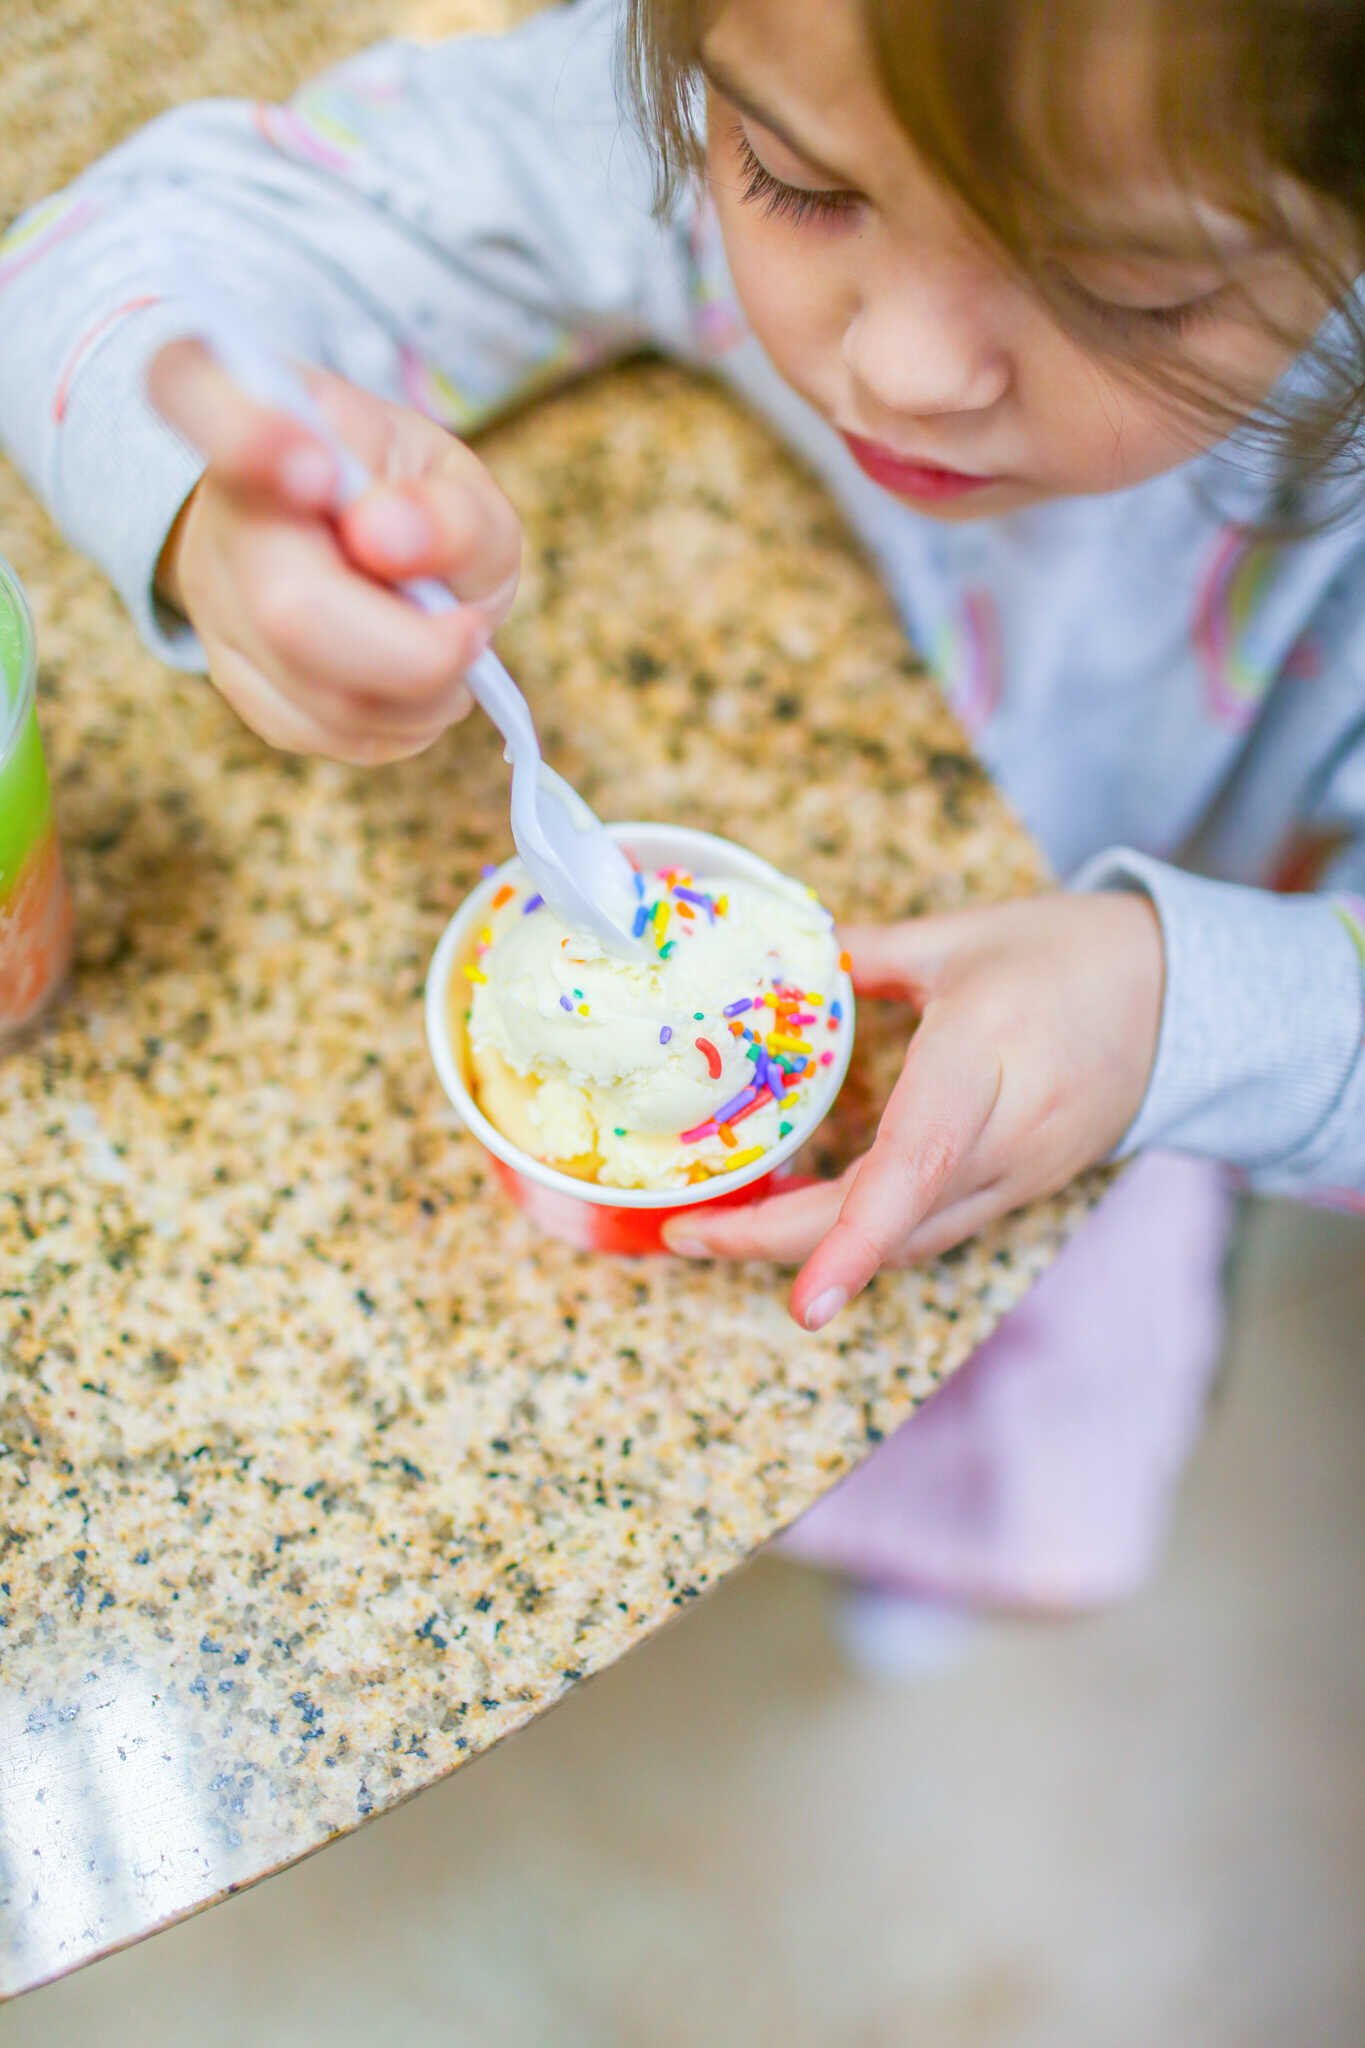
xmin=702 ymin=0 xmax=1330 ymax=518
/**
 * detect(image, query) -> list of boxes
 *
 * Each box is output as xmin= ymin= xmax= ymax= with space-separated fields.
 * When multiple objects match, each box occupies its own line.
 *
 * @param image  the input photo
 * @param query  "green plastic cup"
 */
xmin=0 ymin=557 xmax=72 ymax=1041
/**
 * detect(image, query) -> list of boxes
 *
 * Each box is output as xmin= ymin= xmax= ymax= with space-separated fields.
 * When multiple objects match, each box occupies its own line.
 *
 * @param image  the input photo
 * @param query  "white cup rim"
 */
xmin=425 ymin=822 xmax=855 ymax=1210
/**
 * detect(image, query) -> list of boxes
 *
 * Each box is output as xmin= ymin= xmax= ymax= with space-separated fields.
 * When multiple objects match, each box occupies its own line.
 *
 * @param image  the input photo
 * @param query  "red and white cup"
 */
xmin=425 ymin=822 xmax=855 ymax=1254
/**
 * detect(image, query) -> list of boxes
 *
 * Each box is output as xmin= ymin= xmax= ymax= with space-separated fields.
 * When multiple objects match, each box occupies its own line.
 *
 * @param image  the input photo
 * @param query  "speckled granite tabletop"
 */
xmin=0 ymin=0 xmax=1108 ymax=2001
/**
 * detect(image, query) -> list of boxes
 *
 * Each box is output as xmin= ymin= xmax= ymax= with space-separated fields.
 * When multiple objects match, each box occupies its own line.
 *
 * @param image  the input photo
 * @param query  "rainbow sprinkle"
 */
xmin=696 ymin=1037 xmax=723 ymax=1079
xmin=713 ymin=1083 xmax=758 ymax=1122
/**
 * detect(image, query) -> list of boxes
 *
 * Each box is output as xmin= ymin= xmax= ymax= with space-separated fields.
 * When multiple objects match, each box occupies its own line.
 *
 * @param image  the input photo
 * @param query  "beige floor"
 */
xmin=11 ymin=1199 xmax=1364 ymax=2048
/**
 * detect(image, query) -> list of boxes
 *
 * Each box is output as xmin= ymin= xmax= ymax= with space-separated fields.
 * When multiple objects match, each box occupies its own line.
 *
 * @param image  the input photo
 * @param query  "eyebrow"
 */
xmin=696 ymin=49 xmax=850 ymax=186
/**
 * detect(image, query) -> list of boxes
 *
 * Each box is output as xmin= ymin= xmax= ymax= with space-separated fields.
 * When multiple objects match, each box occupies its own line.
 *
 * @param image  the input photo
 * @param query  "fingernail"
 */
xmin=665 ymin=1236 xmax=710 ymax=1259
xmin=280 ymin=445 xmax=337 ymax=506
xmin=361 ymin=492 xmax=433 ymax=560
xmin=803 ymin=1286 xmax=848 ymax=1332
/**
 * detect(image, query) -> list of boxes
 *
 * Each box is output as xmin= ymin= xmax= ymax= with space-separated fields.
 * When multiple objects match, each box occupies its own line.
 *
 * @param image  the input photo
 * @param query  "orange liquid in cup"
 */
xmin=0 ymin=563 xmax=73 ymax=1040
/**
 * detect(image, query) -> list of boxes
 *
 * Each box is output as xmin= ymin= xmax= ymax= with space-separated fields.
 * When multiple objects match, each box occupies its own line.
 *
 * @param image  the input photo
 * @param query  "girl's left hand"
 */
xmin=660 ymin=890 xmax=1165 ymax=1330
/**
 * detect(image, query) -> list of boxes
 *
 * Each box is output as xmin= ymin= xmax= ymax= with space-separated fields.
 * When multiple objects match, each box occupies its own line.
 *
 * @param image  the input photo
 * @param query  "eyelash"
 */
xmin=1053 ymin=274 xmax=1227 ymax=340
xmin=733 ymin=131 xmax=860 ymax=227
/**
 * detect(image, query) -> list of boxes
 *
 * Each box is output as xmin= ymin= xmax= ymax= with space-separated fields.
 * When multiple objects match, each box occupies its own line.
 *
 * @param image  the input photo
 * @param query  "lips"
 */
xmin=841 ymin=432 xmax=998 ymax=501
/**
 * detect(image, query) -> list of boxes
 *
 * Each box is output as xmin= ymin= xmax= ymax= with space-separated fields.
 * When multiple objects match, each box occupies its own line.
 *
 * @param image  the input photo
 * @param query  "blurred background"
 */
xmin=9 ymin=1198 xmax=1363 ymax=2046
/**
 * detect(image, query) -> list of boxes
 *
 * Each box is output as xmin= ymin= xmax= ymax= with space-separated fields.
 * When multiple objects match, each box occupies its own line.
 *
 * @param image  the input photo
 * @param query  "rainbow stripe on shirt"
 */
xmin=1193 ymin=529 xmax=1282 ymax=731
xmin=932 ymin=586 xmax=1003 ymax=740
xmin=0 ymin=193 xmax=97 ymax=291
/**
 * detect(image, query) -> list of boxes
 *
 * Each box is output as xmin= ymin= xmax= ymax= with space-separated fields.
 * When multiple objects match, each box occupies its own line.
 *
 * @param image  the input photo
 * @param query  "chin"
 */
xmin=888 ymin=478 xmax=1046 ymax=521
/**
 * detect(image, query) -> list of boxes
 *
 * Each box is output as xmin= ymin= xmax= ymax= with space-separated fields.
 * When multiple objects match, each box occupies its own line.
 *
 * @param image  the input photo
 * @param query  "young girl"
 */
xmin=1 ymin=0 xmax=1361 ymax=1620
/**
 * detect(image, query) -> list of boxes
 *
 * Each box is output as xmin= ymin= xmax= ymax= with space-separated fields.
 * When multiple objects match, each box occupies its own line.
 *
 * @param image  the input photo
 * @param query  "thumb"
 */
xmin=147 ymin=338 xmax=339 ymax=510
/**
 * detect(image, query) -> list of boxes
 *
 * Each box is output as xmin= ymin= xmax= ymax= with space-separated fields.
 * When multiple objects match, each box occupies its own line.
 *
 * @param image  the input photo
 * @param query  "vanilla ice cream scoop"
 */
xmin=461 ymin=860 xmax=845 ymax=1189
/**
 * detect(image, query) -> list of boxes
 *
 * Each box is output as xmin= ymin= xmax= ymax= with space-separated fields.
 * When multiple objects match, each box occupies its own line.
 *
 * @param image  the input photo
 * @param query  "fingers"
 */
xmin=208 ymin=640 xmax=465 ymax=763
xmin=155 ymin=344 xmax=522 ymax=625
xmin=149 ymin=339 xmax=338 ymax=511
xmin=153 ymin=348 xmax=523 ymax=760
xmin=301 ymin=370 xmax=522 ymax=617
xmin=892 ymin=1181 xmax=1013 ymax=1265
xmin=151 ymin=347 xmax=520 ymax=612
xmin=229 ymin=519 xmax=485 ymax=725
xmin=254 ymin=523 xmax=470 ymax=693
xmin=789 ymin=1020 xmax=1001 ymax=1325
xmin=662 ymin=1165 xmax=857 ymax=1266
xmin=661 ymin=1154 xmax=1015 ymax=1332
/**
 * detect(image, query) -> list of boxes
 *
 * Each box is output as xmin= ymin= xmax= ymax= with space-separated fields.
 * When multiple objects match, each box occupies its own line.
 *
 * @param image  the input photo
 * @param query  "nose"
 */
xmin=841 ymin=260 xmax=1011 ymax=423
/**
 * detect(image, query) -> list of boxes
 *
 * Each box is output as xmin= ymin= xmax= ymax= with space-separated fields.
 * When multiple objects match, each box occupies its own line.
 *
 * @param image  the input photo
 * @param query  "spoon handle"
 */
xmin=395 ymin=576 xmax=542 ymax=772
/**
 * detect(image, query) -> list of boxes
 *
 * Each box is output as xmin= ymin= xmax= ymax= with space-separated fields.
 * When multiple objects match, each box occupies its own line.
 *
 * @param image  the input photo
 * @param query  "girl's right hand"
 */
xmin=149 ymin=339 xmax=522 ymax=764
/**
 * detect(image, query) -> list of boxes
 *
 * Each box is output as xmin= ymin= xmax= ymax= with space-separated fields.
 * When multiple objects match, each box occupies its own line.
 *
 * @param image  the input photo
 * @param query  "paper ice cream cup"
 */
xmin=425 ymin=822 xmax=855 ymax=1254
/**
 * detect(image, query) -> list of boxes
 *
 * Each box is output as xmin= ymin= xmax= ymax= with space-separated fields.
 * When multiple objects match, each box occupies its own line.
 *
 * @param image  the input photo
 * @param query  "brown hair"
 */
xmin=624 ymin=0 xmax=1365 ymax=507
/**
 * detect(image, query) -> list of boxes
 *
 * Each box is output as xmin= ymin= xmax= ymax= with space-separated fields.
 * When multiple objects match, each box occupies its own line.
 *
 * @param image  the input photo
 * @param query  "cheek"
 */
xmin=1033 ymin=293 xmax=1310 ymax=489
xmin=722 ymin=228 xmax=809 ymax=353
xmin=705 ymin=147 xmax=843 ymax=374
xmin=1020 ymin=331 xmax=1229 ymax=487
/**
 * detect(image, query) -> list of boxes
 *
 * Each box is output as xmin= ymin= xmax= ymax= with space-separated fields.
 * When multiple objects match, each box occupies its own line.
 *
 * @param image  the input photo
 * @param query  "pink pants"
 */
xmin=777 ymin=1153 xmax=1235 ymax=1611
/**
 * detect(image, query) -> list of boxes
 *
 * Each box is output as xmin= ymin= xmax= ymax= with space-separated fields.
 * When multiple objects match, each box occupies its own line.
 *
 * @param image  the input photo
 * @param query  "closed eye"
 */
xmin=1051 ymin=269 xmax=1230 ymax=339
xmin=733 ymin=129 xmax=861 ymax=228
